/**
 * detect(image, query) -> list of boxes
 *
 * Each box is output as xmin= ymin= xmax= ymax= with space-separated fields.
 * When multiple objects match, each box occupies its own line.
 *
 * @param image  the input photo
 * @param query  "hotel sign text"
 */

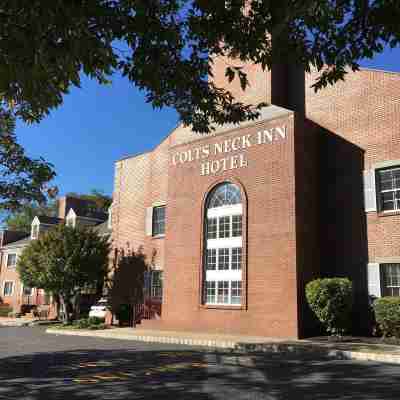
xmin=171 ymin=125 xmax=287 ymax=176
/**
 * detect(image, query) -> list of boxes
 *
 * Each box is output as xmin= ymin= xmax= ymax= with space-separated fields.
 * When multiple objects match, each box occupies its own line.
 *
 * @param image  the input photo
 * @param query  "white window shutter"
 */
xmin=145 ymin=207 xmax=153 ymax=236
xmin=363 ymin=169 xmax=377 ymax=212
xmin=367 ymin=263 xmax=381 ymax=298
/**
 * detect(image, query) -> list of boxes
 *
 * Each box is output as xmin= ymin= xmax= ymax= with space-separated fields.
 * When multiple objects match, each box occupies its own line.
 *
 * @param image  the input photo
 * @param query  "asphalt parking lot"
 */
xmin=0 ymin=326 xmax=399 ymax=400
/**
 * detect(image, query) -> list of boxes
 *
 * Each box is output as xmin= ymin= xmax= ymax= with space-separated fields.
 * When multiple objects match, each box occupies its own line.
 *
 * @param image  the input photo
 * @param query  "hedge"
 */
xmin=373 ymin=297 xmax=400 ymax=338
xmin=0 ymin=305 xmax=12 ymax=317
xmin=306 ymin=278 xmax=353 ymax=336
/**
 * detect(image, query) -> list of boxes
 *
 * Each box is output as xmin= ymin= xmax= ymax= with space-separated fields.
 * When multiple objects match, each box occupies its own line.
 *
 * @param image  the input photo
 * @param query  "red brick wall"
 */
xmin=162 ymin=114 xmax=300 ymax=338
xmin=112 ymin=61 xmax=400 ymax=337
xmin=305 ymin=69 xmax=400 ymax=264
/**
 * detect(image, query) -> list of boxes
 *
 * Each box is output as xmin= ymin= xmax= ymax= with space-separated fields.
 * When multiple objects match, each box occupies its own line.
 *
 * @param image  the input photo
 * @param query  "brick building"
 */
xmin=112 ymin=57 xmax=400 ymax=339
xmin=0 ymin=196 xmax=110 ymax=317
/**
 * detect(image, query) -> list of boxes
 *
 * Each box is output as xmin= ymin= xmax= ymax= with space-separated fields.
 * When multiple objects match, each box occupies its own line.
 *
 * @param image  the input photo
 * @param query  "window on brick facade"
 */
xmin=377 ymin=167 xmax=400 ymax=212
xmin=23 ymin=286 xmax=34 ymax=296
xmin=381 ymin=263 xmax=400 ymax=297
xmin=3 ymin=281 xmax=14 ymax=296
xmin=203 ymin=182 xmax=243 ymax=306
xmin=151 ymin=271 xmax=163 ymax=299
xmin=152 ymin=206 xmax=166 ymax=236
xmin=7 ymin=254 xmax=17 ymax=268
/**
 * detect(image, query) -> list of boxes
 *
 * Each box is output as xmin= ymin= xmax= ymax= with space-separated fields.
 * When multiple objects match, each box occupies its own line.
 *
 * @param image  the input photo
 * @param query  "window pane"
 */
xmin=232 ymin=215 xmax=242 ymax=237
xmin=382 ymin=263 xmax=400 ymax=297
xmin=381 ymin=191 xmax=395 ymax=211
xmin=152 ymin=206 xmax=166 ymax=236
xmin=23 ymin=287 xmax=33 ymax=296
xmin=4 ymin=282 xmax=13 ymax=296
xmin=205 ymin=281 xmax=216 ymax=304
xmin=217 ymin=281 xmax=229 ymax=304
xmin=393 ymin=169 xmax=400 ymax=187
xmin=218 ymin=248 xmax=230 ymax=270
xmin=207 ymin=218 xmax=217 ymax=239
xmin=206 ymin=249 xmax=217 ymax=270
xmin=231 ymin=248 xmax=242 ymax=270
xmin=7 ymin=254 xmax=16 ymax=268
xmin=208 ymin=183 xmax=241 ymax=209
xmin=219 ymin=216 xmax=230 ymax=238
xmin=231 ymin=281 xmax=242 ymax=304
xmin=151 ymin=271 xmax=163 ymax=298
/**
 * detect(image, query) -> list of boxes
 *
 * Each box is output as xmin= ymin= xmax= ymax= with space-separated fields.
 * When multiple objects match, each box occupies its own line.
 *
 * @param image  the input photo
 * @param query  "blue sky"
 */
xmin=16 ymin=48 xmax=400 ymax=198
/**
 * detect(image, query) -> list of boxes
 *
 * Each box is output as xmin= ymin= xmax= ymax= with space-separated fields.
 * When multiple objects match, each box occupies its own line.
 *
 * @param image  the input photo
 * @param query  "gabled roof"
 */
xmin=2 ymin=236 xmax=31 ymax=249
xmin=35 ymin=215 xmax=63 ymax=225
xmin=74 ymin=210 xmax=108 ymax=221
xmin=93 ymin=221 xmax=111 ymax=236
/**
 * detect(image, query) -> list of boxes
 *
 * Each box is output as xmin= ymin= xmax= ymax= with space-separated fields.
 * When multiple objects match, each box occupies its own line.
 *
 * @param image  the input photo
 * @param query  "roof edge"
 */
xmin=359 ymin=67 xmax=400 ymax=76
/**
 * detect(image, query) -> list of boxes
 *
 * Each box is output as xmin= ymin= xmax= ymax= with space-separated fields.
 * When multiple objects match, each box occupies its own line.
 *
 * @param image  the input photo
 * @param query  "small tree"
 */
xmin=108 ymin=246 xmax=148 ymax=327
xmin=306 ymin=278 xmax=353 ymax=336
xmin=17 ymin=225 xmax=110 ymax=323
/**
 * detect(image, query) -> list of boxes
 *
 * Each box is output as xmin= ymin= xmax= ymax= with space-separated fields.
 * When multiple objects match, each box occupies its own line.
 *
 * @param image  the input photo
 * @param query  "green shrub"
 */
xmin=87 ymin=316 xmax=105 ymax=325
xmin=88 ymin=323 xmax=107 ymax=330
xmin=373 ymin=297 xmax=400 ymax=338
xmin=72 ymin=317 xmax=105 ymax=330
xmin=0 ymin=305 xmax=12 ymax=317
xmin=306 ymin=278 xmax=353 ymax=336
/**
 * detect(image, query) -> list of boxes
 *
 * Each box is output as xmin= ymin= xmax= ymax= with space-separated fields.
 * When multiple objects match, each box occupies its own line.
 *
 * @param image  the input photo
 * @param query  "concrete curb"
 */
xmin=46 ymin=328 xmax=237 ymax=348
xmin=0 ymin=320 xmax=32 ymax=327
xmin=46 ymin=328 xmax=400 ymax=364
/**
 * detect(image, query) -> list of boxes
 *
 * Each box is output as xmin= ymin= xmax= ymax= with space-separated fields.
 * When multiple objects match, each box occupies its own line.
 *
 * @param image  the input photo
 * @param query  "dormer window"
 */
xmin=66 ymin=217 xmax=75 ymax=228
xmin=31 ymin=223 xmax=39 ymax=239
xmin=65 ymin=209 xmax=76 ymax=228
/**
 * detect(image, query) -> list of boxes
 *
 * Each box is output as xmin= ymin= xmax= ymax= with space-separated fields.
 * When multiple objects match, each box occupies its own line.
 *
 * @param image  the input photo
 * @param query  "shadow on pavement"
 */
xmin=0 ymin=348 xmax=399 ymax=399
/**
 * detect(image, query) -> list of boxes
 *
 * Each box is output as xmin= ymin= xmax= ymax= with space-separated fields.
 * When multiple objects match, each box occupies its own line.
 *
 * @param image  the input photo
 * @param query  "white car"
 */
xmin=88 ymin=299 xmax=108 ymax=319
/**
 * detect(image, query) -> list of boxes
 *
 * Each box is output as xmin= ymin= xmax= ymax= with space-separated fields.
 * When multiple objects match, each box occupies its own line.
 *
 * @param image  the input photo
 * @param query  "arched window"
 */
xmin=203 ymin=182 xmax=243 ymax=306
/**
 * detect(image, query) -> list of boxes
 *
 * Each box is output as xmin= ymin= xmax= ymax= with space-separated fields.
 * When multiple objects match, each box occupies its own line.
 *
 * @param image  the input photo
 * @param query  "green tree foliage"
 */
xmin=0 ymin=109 xmax=56 ymax=211
xmin=1 ymin=1 xmax=399 ymax=133
xmin=373 ymin=297 xmax=400 ymax=338
xmin=306 ymin=278 xmax=353 ymax=336
xmin=108 ymin=246 xmax=148 ymax=327
xmin=17 ymin=225 xmax=110 ymax=323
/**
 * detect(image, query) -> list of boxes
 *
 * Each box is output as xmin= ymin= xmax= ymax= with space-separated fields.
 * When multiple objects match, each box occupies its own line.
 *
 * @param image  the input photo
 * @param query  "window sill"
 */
xmin=151 ymin=234 xmax=165 ymax=240
xmin=377 ymin=211 xmax=400 ymax=218
xmin=200 ymin=304 xmax=245 ymax=311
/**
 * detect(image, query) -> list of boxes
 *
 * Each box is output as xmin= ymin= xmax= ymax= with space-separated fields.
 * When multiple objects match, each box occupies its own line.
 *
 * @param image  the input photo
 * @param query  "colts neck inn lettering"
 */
xmin=171 ymin=125 xmax=287 ymax=176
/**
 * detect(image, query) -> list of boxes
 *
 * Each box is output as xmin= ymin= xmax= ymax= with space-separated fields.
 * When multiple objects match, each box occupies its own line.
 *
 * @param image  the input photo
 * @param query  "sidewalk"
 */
xmin=0 ymin=317 xmax=37 ymax=327
xmin=46 ymin=327 xmax=400 ymax=364
xmin=0 ymin=317 xmax=57 ymax=327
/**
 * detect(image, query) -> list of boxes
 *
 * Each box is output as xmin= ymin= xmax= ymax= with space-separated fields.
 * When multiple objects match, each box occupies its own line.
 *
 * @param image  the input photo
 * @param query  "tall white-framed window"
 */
xmin=151 ymin=270 xmax=163 ymax=299
xmin=152 ymin=206 xmax=166 ymax=236
xmin=377 ymin=167 xmax=400 ymax=212
xmin=381 ymin=263 xmax=400 ymax=297
xmin=3 ymin=281 xmax=14 ymax=296
xmin=6 ymin=253 xmax=17 ymax=269
xmin=203 ymin=182 xmax=243 ymax=306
